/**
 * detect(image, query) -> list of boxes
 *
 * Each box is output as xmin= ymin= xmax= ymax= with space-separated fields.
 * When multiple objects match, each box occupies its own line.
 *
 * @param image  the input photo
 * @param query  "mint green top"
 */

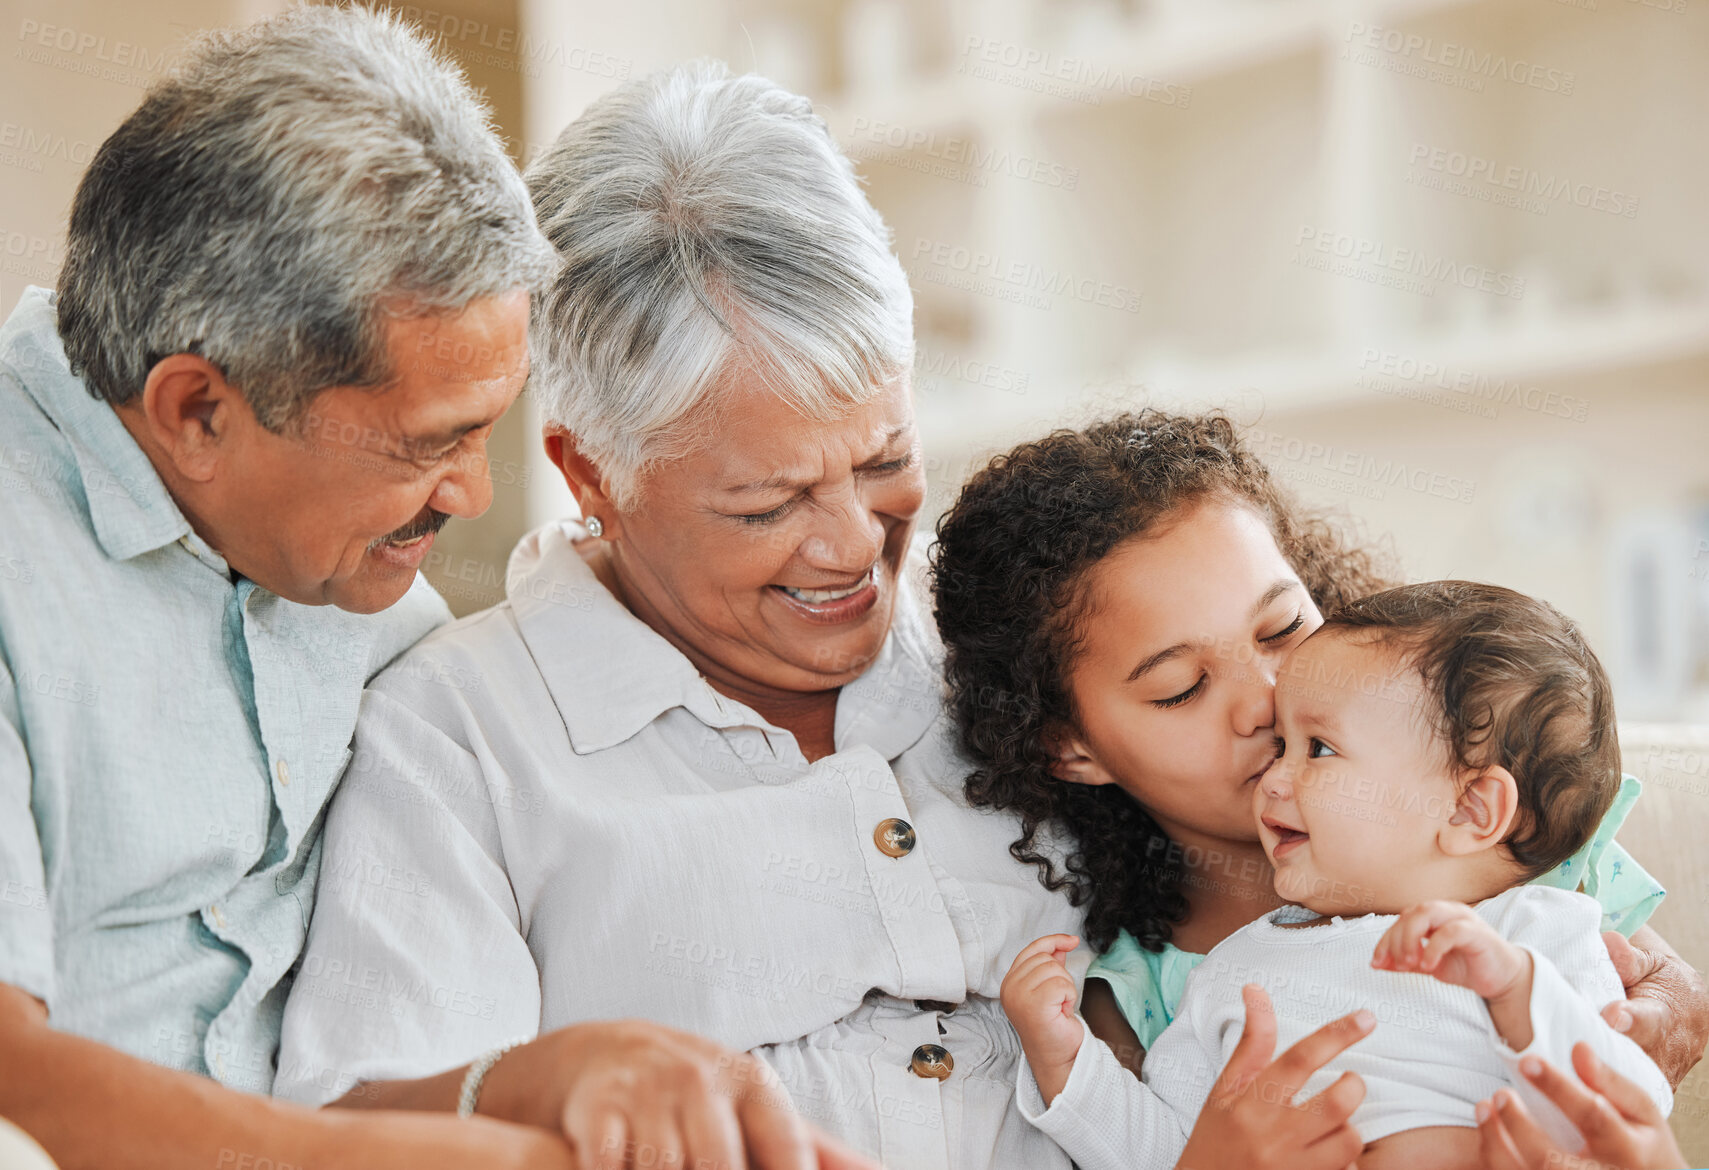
xmin=1086 ymin=774 xmax=1666 ymax=1050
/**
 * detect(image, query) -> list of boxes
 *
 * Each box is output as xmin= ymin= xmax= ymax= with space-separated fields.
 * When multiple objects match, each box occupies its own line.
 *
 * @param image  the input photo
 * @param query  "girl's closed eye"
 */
xmin=1259 ymin=612 xmax=1305 ymax=644
xmin=1152 ymin=674 xmax=1205 ymax=709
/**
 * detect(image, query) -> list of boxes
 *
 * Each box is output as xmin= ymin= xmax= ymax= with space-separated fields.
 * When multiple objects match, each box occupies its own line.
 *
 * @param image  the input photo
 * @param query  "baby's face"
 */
xmin=1256 ymin=629 xmax=1463 ymax=916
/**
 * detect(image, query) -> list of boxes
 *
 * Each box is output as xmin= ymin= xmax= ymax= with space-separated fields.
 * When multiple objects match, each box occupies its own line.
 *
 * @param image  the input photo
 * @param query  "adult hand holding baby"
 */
xmin=1002 ymin=935 xmax=1375 ymax=1170
xmin=1475 ymin=1042 xmax=1687 ymax=1170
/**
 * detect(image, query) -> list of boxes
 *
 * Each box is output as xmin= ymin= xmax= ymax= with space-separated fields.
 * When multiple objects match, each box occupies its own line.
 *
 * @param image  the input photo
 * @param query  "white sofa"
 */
xmin=1619 ymin=723 xmax=1709 ymax=1164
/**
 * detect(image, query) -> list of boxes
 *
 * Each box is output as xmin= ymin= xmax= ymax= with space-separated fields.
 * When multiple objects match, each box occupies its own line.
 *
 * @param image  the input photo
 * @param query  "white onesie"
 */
xmin=1016 ymin=885 xmax=1672 ymax=1170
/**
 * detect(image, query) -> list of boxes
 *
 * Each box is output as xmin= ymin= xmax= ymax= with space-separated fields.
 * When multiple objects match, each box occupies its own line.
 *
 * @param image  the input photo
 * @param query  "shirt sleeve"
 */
xmin=1526 ymin=774 xmax=1665 ymax=937
xmin=273 ymin=686 xmax=541 ymax=1105
xmin=0 ymin=652 xmax=53 ymax=1004
xmin=1014 ymin=1012 xmax=1204 ymax=1170
xmin=1485 ymin=886 xmax=1672 ymax=1146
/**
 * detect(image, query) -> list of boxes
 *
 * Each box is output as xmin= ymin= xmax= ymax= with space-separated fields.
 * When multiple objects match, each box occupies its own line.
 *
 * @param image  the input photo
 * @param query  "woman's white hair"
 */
xmin=524 ymin=60 xmax=915 ymax=508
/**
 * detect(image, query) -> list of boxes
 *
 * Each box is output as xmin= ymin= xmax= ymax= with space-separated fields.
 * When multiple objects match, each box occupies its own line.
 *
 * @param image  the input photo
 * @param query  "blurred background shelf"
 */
xmin=4 ymin=0 xmax=1706 ymax=720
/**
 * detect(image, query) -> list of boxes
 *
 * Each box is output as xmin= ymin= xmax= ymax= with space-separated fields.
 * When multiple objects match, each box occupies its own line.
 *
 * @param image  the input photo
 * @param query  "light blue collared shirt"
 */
xmin=0 ymin=287 xmax=449 ymax=1092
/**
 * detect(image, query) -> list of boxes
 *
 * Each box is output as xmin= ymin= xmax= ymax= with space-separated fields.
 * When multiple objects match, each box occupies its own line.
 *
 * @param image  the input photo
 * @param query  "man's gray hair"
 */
xmin=56 ymin=5 xmax=556 ymax=430
xmin=525 ymin=61 xmax=915 ymax=507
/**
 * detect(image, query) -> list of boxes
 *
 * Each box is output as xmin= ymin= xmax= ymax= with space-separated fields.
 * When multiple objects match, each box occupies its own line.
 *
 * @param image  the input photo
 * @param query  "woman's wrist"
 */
xmin=465 ymin=1031 xmax=563 ymax=1129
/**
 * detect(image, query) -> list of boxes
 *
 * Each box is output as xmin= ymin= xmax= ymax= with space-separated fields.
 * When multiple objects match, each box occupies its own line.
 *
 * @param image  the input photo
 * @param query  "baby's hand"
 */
xmin=1372 ymin=900 xmax=1528 ymax=1001
xmin=1001 ymin=933 xmax=1084 ymax=1105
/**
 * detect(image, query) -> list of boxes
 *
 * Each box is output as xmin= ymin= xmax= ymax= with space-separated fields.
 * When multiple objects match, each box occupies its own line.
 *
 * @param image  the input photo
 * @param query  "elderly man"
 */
xmin=0 ymin=9 xmax=870 ymax=1169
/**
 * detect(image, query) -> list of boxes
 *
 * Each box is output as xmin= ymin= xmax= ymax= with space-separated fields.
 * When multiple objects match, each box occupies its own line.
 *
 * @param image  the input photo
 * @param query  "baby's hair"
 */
xmin=1320 ymin=581 xmax=1622 ymax=880
xmin=931 ymin=409 xmax=1397 ymax=953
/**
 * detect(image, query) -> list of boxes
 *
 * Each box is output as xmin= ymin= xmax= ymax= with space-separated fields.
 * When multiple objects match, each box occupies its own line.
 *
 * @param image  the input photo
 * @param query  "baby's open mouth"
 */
xmin=1261 ymin=816 xmax=1310 ymax=856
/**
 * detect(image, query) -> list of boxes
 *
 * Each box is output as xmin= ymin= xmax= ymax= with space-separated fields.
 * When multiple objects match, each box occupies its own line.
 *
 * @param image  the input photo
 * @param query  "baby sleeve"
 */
xmin=1484 ymin=885 xmax=1672 ymax=1148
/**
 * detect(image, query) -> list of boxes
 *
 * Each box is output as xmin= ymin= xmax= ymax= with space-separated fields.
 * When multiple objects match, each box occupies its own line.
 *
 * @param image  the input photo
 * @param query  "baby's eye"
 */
xmin=1308 ymin=738 xmax=1337 ymax=759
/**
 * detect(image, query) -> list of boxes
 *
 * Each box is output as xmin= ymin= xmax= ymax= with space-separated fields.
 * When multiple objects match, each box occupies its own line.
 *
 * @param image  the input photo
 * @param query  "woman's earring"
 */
xmin=585 ymin=516 xmax=604 ymax=538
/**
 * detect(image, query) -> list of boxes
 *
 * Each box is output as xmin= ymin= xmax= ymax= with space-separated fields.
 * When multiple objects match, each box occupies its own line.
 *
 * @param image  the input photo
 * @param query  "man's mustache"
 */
xmin=372 ymin=508 xmax=450 ymax=548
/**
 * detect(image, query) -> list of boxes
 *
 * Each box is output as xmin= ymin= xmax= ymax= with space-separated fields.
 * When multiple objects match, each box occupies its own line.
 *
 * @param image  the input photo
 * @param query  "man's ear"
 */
xmin=544 ymin=426 xmax=621 ymax=540
xmin=130 ymin=354 xmax=248 ymax=483
xmin=1045 ymin=723 xmax=1120 ymax=788
xmin=1440 ymin=764 xmax=1520 ymax=856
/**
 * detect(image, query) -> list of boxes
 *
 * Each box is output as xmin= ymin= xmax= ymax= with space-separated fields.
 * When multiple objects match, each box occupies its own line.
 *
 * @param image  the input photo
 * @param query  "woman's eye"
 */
xmin=737 ymin=499 xmax=796 ymax=524
xmin=1151 ymin=674 xmax=1206 ymax=710
xmin=1308 ymin=738 xmax=1337 ymax=759
xmin=1259 ymin=612 xmax=1305 ymax=644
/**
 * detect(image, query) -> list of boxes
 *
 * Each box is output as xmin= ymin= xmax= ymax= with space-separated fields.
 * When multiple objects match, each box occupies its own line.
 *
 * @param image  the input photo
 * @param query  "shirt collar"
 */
xmin=506 ymin=520 xmax=942 ymax=759
xmin=3 ymin=287 xmax=192 ymax=561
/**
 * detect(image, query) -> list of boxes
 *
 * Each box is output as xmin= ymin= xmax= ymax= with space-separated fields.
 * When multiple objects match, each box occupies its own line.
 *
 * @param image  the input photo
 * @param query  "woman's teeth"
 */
xmin=780 ymin=569 xmax=872 ymax=603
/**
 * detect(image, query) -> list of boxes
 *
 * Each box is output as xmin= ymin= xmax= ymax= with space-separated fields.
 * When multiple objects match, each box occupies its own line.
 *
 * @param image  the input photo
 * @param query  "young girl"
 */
xmin=929 ymin=410 xmax=1696 ymax=1170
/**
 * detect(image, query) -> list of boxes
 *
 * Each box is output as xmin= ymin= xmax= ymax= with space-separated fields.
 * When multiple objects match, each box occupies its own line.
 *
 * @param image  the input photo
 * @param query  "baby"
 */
xmin=1003 ymin=581 xmax=1673 ymax=1170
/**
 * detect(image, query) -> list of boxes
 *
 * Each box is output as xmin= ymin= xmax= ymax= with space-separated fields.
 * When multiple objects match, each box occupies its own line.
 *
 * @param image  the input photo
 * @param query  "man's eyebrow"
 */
xmin=1249 ymin=578 xmax=1302 ymax=620
xmin=1126 ymin=640 xmax=1194 ymax=683
xmin=725 ymin=424 xmax=913 ymax=493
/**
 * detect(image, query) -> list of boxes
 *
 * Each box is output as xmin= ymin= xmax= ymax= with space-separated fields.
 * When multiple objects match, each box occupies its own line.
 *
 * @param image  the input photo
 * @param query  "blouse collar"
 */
xmin=505 ymin=520 xmax=943 ymax=761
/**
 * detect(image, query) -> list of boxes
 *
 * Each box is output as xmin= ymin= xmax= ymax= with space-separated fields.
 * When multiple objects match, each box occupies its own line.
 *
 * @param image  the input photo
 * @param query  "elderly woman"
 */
xmin=275 ymin=63 xmax=1087 ymax=1168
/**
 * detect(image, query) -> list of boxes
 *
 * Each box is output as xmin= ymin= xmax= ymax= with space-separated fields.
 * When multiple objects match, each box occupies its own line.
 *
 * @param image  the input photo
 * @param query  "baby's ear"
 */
xmin=1440 ymin=764 xmax=1520 ymax=856
xmin=1044 ymin=723 xmax=1120 ymax=787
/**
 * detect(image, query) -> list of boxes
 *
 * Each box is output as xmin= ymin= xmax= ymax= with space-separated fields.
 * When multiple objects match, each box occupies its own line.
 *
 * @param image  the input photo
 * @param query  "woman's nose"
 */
xmin=801 ymin=483 xmax=884 ymax=572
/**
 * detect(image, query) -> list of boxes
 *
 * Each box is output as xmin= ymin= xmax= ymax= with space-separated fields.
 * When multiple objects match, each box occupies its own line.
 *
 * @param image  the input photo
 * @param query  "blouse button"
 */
xmin=910 ymin=1043 xmax=953 ymax=1080
xmin=873 ymin=817 xmax=915 ymax=858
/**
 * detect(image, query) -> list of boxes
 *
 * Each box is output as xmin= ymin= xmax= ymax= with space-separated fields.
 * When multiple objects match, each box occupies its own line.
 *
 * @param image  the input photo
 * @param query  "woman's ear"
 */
xmin=1440 ymin=764 xmax=1520 ymax=856
xmin=1045 ymin=723 xmax=1120 ymax=788
xmin=544 ymin=427 xmax=621 ymax=540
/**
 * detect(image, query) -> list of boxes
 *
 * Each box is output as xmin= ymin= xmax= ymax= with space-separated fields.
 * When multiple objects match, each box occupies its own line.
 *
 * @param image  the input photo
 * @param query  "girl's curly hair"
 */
xmin=929 ymin=410 xmax=1398 ymax=954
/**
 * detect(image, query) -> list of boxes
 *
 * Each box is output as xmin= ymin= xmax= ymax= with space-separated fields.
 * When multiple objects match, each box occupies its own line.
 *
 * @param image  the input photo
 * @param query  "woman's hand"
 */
xmin=1475 ymin=1041 xmax=1687 ymax=1170
xmin=480 ymin=1018 xmax=879 ymax=1170
xmin=1602 ymin=926 xmax=1709 ymax=1088
xmin=1175 ymin=984 xmax=1374 ymax=1170
xmin=1001 ymin=934 xmax=1086 ymax=1106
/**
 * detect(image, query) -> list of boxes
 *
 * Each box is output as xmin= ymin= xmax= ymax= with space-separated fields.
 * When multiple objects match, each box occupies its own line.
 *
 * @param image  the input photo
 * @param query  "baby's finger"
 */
xmin=1003 ymin=950 xmax=1065 ymax=984
xmin=1397 ymin=902 xmax=1461 ymax=966
xmin=1371 ymin=923 xmax=1402 ymax=970
xmin=1418 ymin=917 xmax=1482 ymax=972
